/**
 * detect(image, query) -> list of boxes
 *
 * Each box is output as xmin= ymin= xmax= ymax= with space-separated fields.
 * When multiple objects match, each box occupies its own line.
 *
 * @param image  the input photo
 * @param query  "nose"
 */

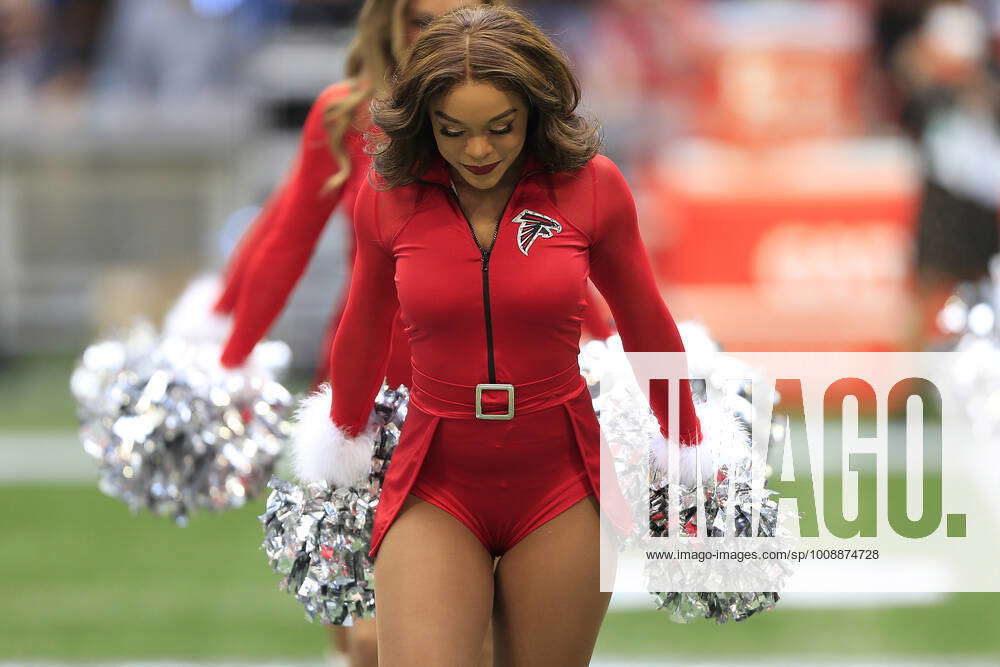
xmin=465 ymin=135 xmax=493 ymax=161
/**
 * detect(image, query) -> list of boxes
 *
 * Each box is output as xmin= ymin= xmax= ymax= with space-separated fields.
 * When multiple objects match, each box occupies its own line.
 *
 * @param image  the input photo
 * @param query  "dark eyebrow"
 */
xmin=433 ymin=108 xmax=517 ymax=125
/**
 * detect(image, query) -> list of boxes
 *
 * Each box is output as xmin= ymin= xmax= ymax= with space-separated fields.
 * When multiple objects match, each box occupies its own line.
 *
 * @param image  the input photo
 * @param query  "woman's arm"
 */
xmin=213 ymin=186 xmax=288 ymax=315
xmin=218 ymin=84 xmax=357 ymax=368
xmin=581 ymin=283 xmax=615 ymax=339
xmin=587 ymin=156 xmax=702 ymax=445
xmin=289 ymin=180 xmax=399 ymax=487
xmin=327 ymin=180 xmax=400 ymax=435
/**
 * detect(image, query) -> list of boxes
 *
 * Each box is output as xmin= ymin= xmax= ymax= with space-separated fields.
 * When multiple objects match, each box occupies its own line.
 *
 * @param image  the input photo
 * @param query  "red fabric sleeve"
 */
xmin=310 ymin=295 xmax=349 ymax=391
xmin=588 ymin=157 xmax=702 ymax=445
xmin=383 ymin=310 xmax=413 ymax=389
xmin=327 ymin=182 xmax=399 ymax=436
xmin=213 ymin=185 xmax=287 ymax=315
xmin=218 ymin=88 xmax=351 ymax=368
xmin=308 ymin=293 xmax=412 ymax=391
xmin=581 ymin=282 xmax=615 ymax=339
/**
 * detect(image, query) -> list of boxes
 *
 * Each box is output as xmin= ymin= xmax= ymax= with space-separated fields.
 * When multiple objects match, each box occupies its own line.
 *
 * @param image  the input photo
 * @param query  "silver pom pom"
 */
xmin=71 ymin=321 xmax=159 ymax=423
xmin=591 ymin=324 xmax=794 ymax=623
xmin=651 ymin=590 xmax=781 ymax=624
xmin=939 ymin=256 xmax=1000 ymax=441
xmin=259 ymin=385 xmax=408 ymax=626
xmin=73 ymin=324 xmax=293 ymax=524
xmin=646 ymin=406 xmax=794 ymax=623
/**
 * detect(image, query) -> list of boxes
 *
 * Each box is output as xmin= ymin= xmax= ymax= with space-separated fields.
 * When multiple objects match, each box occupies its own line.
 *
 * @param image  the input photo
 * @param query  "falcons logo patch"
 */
xmin=513 ymin=209 xmax=562 ymax=256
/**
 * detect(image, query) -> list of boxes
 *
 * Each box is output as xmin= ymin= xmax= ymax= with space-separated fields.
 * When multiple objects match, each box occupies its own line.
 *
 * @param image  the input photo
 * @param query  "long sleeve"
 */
xmin=588 ymin=157 xmax=702 ymax=445
xmin=213 ymin=187 xmax=287 ymax=315
xmin=581 ymin=282 xmax=615 ymax=339
xmin=218 ymin=86 xmax=354 ymax=368
xmin=327 ymin=181 xmax=399 ymax=436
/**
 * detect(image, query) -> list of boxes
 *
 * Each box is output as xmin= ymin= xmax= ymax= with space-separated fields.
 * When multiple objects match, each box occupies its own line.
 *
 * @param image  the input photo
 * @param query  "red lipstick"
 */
xmin=463 ymin=161 xmax=500 ymax=176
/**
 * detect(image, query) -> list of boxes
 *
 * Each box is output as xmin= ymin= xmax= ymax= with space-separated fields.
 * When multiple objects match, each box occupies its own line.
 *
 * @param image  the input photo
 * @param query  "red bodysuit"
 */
xmin=328 ymin=152 xmax=702 ymax=558
xmin=213 ymin=84 xmax=614 ymax=385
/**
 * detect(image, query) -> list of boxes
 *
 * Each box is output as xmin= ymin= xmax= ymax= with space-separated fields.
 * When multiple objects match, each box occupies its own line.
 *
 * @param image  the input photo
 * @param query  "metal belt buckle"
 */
xmin=475 ymin=383 xmax=515 ymax=420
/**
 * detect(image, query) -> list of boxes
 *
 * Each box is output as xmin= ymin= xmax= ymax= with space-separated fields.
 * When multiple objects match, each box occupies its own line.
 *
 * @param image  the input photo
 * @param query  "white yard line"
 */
xmin=0 ymin=431 xmax=92 ymax=482
xmin=0 ymin=432 xmax=296 ymax=483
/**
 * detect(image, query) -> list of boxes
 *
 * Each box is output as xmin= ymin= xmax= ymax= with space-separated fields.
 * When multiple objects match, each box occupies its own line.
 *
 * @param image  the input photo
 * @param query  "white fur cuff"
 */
xmin=650 ymin=434 xmax=717 ymax=487
xmin=650 ymin=399 xmax=753 ymax=488
xmin=290 ymin=384 xmax=377 ymax=489
xmin=163 ymin=274 xmax=232 ymax=345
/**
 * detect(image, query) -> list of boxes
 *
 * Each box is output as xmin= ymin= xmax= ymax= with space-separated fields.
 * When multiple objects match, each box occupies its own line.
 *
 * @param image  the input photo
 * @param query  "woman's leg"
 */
xmin=476 ymin=559 xmax=500 ymax=667
xmin=375 ymin=494 xmax=495 ymax=667
xmin=325 ymin=625 xmax=347 ymax=666
xmin=491 ymin=495 xmax=615 ymax=667
xmin=345 ymin=617 xmax=379 ymax=666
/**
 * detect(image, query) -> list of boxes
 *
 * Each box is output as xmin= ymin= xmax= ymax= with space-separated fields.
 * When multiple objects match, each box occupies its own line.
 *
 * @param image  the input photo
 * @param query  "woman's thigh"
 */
xmin=374 ymin=494 xmax=495 ymax=667
xmin=491 ymin=495 xmax=615 ymax=667
xmin=345 ymin=617 xmax=379 ymax=667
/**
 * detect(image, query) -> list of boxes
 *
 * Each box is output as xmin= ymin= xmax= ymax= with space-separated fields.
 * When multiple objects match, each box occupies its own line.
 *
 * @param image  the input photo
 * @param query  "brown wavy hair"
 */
xmin=369 ymin=5 xmax=601 ymax=188
xmin=321 ymin=0 xmax=503 ymax=192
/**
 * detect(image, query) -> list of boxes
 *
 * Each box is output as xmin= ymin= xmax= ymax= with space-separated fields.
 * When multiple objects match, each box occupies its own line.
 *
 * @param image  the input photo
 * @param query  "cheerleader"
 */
xmin=212 ymin=3 xmax=509 ymax=664
xmin=301 ymin=6 xmax=704 ymax=664
xmin=212 ymin=0 xmax=612 ymax=386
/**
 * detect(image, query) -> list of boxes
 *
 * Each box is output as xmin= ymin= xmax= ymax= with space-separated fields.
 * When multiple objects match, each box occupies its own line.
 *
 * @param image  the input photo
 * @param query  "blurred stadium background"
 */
xmin=1 ymin=0 xmax=999 ymax=664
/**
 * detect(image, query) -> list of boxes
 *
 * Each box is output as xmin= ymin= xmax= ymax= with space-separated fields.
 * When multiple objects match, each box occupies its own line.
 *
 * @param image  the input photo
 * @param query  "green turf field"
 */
xmin=3 ymin=355 xmax=998 ymax=661
xmin=2 ymin=484 xmax=999 ymax=662
xmin=0 ymin=355 xmax=80 ymax=431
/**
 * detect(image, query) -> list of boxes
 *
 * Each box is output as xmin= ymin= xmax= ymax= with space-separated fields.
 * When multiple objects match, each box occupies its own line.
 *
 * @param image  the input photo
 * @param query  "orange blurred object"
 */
xmin=641 ymin=139 xmax=921 ymax=352
xmin=686 ymin=1 xmax=869 ymax=145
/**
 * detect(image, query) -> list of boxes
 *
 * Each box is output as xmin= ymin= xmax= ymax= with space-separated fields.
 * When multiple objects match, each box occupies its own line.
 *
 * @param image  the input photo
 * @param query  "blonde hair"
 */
xmin=322 ymin=0 xmax=502 ymax=192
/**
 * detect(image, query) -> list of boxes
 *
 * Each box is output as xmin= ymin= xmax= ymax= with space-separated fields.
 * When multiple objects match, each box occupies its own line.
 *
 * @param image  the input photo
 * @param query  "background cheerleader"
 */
xmin=212 ymin=2 xmax=503 ymax=664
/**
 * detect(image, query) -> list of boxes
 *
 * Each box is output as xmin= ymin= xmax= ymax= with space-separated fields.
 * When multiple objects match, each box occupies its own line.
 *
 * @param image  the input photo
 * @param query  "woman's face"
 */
xmin=403 ymin=0 xmax=476 ymax=47
xmin=429 ymin=80 xmax=528 ymax=191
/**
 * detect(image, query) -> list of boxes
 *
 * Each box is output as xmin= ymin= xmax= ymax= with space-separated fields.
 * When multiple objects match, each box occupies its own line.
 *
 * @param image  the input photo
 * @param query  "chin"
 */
xmin=471 ymin=173 xmax=503 ymax=189
xmin=477 ymin=162 xmax=513 ymax=189
xmin=457 ymin=170 xmax=498 ymax=190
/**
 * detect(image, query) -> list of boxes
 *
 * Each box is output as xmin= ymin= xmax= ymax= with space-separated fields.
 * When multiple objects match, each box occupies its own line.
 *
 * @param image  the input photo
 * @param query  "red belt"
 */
xmin=409 ymin=363 xmax=586 ymax=420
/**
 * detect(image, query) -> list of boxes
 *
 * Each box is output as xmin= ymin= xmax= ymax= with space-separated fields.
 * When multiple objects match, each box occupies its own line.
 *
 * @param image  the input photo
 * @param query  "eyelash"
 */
xmin=439 ymin=124 xmax=513 ymax=138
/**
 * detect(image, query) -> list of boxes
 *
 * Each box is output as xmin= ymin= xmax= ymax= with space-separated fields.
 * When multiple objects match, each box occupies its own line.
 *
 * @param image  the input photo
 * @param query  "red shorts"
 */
xmin=368 ymin=368 xmax=634 ymax=559
xmin=409 ymin=398 xmax=593 ymax=556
